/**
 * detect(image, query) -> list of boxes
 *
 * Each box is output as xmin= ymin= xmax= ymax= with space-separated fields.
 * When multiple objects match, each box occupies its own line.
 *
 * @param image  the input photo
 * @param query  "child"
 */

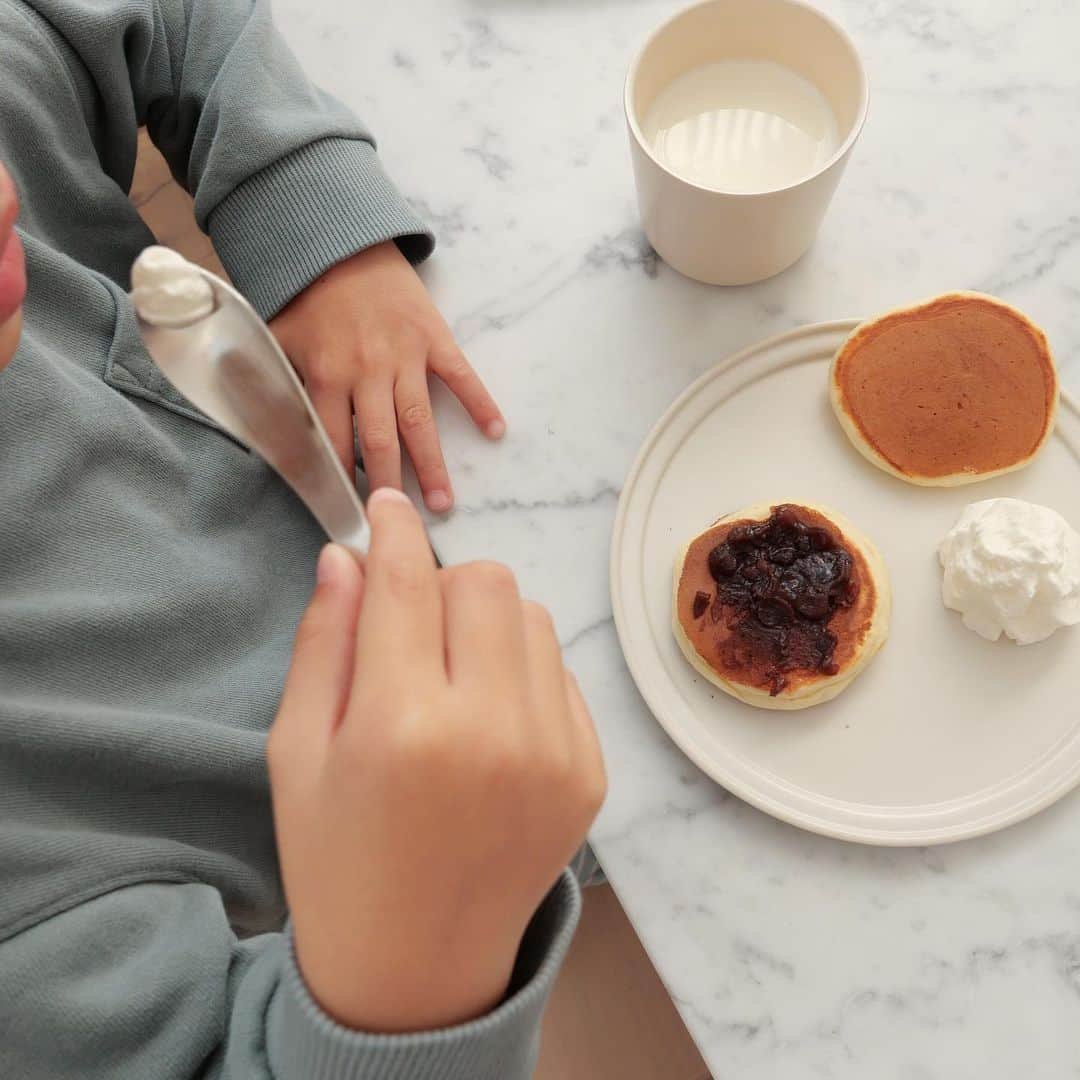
xmin=0 ymin=1 xmax=606 ymax=1077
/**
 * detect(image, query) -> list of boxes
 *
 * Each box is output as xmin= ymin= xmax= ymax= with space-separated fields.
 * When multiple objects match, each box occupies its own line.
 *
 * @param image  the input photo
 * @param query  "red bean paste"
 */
xmin=700 ymin=505 xmax=860 ymax=696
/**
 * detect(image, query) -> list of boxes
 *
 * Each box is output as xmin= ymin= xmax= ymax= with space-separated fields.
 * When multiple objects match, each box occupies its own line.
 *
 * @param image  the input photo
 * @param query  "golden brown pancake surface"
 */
xmin=675 ymin=504 xmax=879 ymax=701
xmin=832 ymin=293 xmax=1057 ymax=483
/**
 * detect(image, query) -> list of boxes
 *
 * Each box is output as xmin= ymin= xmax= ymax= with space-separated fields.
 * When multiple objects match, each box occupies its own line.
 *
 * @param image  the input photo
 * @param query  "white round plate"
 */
xmin=611 ymin=320 xmax=1080 ymax=845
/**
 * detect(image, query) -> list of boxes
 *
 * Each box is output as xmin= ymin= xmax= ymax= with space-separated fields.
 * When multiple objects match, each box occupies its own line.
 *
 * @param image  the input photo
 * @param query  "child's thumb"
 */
xmin=275 ymin=544 xmax=365 ymax=745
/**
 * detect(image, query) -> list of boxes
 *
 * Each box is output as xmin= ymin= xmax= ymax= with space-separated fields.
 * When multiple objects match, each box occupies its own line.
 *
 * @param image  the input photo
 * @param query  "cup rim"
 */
xmin=624 ymin=0 xmax=870 ymax=199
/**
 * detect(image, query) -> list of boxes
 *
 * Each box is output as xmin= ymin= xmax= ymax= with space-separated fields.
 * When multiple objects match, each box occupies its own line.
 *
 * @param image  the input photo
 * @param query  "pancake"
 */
xmin=830 ymin=292 xmax=1058 ymax=486
xmin=672 ymin=502 xmax=890 ymax=710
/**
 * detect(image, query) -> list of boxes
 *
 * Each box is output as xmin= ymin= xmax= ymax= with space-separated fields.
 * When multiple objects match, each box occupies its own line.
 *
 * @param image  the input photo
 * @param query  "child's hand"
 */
xmin=269 ymin=241 xmax=505 ymax=512
xmin=269 ymin=488 xmax=606 ymax=1033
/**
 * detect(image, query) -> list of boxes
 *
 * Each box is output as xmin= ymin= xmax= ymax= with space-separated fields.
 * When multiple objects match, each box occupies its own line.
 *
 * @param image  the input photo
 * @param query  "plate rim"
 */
xmin=610 ymin=318 xmax=1080 ymax=846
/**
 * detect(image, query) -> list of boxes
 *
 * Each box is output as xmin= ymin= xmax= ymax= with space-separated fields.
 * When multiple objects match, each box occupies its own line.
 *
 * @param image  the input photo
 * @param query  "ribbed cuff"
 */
xmin=268 ymin=871 xmax=581 ymax=1080
xmin=207 ymin=137 xmax=435 ymax=320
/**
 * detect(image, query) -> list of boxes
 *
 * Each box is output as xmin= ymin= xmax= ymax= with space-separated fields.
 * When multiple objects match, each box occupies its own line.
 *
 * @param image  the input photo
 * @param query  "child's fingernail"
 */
xmin=316 ymin=543 xmax=350 ymax=586
xmin=425 ymin=489 xmax=452 ymax=513
xmin=485 ymin=418 xmax=506 ymax=440
xmin=368 ymin=487 xmax=411 ymax=508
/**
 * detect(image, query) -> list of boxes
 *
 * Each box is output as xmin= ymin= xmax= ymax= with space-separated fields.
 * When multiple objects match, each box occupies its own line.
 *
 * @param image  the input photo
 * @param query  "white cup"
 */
xmin=625 ymin=0 xmax=868 ymax=285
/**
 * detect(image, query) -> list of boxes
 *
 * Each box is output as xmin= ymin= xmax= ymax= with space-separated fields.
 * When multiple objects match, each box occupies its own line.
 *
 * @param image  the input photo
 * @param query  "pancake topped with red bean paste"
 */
xmin=672 ymin=502 xmax=891 ymax=710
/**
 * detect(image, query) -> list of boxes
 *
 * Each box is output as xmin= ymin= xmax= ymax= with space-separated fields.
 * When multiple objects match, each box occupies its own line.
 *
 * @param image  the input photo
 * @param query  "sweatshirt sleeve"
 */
xmin=22 ymin=0 xmax=434 ymax=318
xmin=0 ymin=873 xmax=581 ymax=1080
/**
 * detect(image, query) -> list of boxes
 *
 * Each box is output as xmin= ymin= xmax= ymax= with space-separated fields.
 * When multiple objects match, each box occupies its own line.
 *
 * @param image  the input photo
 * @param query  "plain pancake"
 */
xmin=830 ymin=292 xmax=1058 ymax=486
xmin=672 ymin=502 xmax=891 ymax=711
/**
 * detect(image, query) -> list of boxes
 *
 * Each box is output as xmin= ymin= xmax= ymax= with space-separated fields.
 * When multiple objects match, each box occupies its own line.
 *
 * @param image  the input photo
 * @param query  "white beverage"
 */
xmin=642 ymin=59 xmax=839 ymax=194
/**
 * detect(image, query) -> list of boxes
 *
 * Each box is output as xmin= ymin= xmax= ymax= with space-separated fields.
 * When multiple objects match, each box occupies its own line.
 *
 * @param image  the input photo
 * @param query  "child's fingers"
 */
xmin=273 ymin=544 xmax=365 ymax=755
xmin=353 ymin=377 xmax=402 ymax=492
xmin=441 ymin=561 xmax=528 ymax=695
xmin=352 ymin=488 xmax=444 ymax=689
xmin=564 ymin=670 xmax=606 ymax=795
xmin=309 ymin=387 xmax=356 ymax=481
xmin=431 ymin=345 xmax=505 ymax=441
xmin=521 ymin=600 xmax=572 ymax=747
xmin=394 ymin=369 xmax=453 ymax=514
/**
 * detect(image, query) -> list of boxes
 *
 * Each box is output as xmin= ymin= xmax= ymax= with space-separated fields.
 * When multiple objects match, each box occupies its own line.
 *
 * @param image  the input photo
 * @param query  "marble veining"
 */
xmin=275 ymin=1 xmax=1080 ymax=1075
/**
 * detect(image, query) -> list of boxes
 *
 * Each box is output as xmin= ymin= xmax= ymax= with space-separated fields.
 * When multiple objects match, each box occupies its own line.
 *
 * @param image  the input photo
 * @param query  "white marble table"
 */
xmin=276 ymin=2 xmax=1080 ymax=1075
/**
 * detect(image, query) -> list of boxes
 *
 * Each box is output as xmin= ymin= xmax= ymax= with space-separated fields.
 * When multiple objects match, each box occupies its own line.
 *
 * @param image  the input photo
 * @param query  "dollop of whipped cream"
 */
xmin=939 ymin=498 xmax=1080 ymax=645
xmin=130 ymin=245 xmax=214 ymax=327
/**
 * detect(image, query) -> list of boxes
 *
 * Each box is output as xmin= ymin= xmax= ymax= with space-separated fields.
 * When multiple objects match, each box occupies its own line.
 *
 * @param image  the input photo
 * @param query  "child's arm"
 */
xmin=0 ymin=881 xmax=584 ymax=1080
xmin=0 ymin=495 xmax=605 ymax=1077
xmin=22 ymin=0 xmax=504 ymax=510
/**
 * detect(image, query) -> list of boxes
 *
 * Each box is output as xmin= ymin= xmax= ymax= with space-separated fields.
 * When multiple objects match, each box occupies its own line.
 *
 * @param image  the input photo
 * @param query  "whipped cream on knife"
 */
xmin=130 ymin=245 xmax=214 ymax=327
xmin=939 ymin=498 xmax=1080 ymax=645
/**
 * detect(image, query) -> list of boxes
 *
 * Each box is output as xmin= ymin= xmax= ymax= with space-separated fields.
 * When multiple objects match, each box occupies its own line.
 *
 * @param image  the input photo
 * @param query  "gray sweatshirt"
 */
xmin=0 ymin=1 xmax=580 ymax=1076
